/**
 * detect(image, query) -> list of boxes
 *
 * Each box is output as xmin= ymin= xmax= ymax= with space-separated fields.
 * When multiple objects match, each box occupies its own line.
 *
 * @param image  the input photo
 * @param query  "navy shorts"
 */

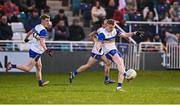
xmin=29 ymin=49 xmax=41 ymax=62
xmin=105 ymin=50 xmax=123 ymax=62
xmin=91 ymin=53 xmax=103 ymax=60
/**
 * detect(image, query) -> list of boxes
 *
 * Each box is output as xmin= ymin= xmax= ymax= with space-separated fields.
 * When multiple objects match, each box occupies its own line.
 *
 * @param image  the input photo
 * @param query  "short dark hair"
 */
xmin=107 ymin=19 xmax=115 ymax=25
xmin=40 ymin=14 xmax=50 ymax=20
xmin=59 ymin=9 xmax=65 ymax=13
xmin=32 ymin=8 xmax=38 ymax=12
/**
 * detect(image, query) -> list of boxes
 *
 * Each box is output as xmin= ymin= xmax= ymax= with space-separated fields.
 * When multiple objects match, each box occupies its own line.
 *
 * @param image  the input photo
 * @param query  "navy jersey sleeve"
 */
xmin=97 ymin=33 xmax=105 ymax=41
xmin=39 ymin=29 xmax=47 ymax=38
xmin=115 ymin=28 xmax=122 ymax=35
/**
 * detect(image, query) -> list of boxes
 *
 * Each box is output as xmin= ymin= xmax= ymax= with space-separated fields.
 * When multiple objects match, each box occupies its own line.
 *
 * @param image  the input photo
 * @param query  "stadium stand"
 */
xmin=11 ymin=22 xmax=25 ymax=40
xmin=0 ymin=0 xmax=179 ymax=48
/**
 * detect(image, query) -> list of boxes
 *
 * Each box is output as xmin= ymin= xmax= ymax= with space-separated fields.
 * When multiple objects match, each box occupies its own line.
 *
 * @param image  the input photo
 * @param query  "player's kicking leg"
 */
xmin=69 ymin=54 xmax=99 ymax=83
xmin=106 ymin=51 xmax=126 ymax=91
xmin=101 ymin=55 xmax=115 ymax=85
xmin=35 ymin=58 xmax=49 ymax=87
xmin=112 ymin=54 xmax=126 ymax=91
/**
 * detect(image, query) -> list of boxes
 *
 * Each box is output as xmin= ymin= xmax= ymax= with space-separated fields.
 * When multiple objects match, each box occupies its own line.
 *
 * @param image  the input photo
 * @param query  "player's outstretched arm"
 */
xmin=89 ymin=31 xmax=97 ymax=42
xmin=24 ymin=29 xmax=33 ymax=43
xmin=120 ymin=31 xmax=144 ymax=38
xmin=120 ymin=32 xmax=134 ymax=38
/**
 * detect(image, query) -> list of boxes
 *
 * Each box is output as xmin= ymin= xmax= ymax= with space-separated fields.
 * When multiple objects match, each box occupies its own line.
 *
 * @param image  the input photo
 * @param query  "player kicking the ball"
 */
xmin=5 ymin=14 xmax=53 ymax=87
xmin=96 ymin=19 xmax=143 ymax=91
xmin=69 ymin=19 xmax=115 ymax=85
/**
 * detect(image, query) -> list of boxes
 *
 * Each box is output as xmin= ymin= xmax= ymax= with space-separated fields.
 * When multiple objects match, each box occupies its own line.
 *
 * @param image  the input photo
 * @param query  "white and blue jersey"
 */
xmin=91 ymin=27 xmax=104 ymax=55
xmin=97 ymin=28 xmax=123 ymax=61
xmin=30 ymin=24 xmax=47 ymax=54
xmin=90 ymin=27 xmax=105 ymax=60
xmin=29 ymin=24 xmax=47 ymax=61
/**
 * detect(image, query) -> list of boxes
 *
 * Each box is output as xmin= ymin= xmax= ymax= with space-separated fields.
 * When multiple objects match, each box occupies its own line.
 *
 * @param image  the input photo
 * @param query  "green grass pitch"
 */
xmin=0 ymin=70 xmax=180 ymax=104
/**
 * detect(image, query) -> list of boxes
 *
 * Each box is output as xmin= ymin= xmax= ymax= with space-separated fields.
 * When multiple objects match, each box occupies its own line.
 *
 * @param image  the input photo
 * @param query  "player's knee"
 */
xmin=37 ymin=64 xmax=42 ymax=68
xmin=36 ymin=68 xmax=42 ymax=72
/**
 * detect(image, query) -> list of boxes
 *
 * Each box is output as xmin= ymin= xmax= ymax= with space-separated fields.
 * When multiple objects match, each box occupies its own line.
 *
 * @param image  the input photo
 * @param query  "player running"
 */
xmin=69 ymin=19 xmax=115 ymax=85
xmin=5 ymin=14 xmax=53 ymax=87
xmin=96 ymin=19 xmax=143 ymax=91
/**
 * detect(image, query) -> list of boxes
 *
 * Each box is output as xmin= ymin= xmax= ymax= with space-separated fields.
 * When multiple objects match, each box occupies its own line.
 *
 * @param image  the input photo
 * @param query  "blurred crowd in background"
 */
xmin=0 ymin=0 xmax=179 ymax=45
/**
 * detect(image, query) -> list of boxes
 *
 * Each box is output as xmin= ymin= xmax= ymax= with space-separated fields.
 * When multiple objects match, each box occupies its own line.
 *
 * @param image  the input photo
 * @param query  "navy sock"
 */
xmin=117 ymin=83 xmax=122 ymax=87
xmin=123 ymin=72 xmax=126 ymax=77
xmin=11 ymin=64 xmax=16 ymax=68
xmin=38 ymin=80 xmax=43 ymax=84
xmin=105 ymin=76 xmax=109 ymax=81
xmin=73 ymin=70 xmax=78 ymax=76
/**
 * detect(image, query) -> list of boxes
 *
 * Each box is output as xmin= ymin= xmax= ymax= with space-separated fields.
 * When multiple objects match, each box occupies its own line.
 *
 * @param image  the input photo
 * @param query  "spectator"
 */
xmin=71 ymin=0 xmax=81 ymax=16
xmin=54 ymin=19 xmax=69 ymax=41
xmin=128 ymin=11 xmax=143 ymax=21
xmin=25 ymin=8 xmax=40 ymax=32
xmin=46 ymin=22 xmax=55 ymax=41
xmin=14 ymin=0 xmax=35 ymax=13
xmin=126 ymin=0 xmax=143 ymax=21
xmin=105 ymin=0 xmax=116 ymax=19
xmin=3 ymin=0 xmax=19 ymax=17
xmin=53 ymin=9 xmax=68 ymax=27
xmin=144 ymin=11 xmax=156 ymax=21
xmin=161 ymin=12 xmax=172 ymax=22
xmin=144 ymin=11 xmax=156 ymax=41
xmin=176 ymin=32 xmax=180 ymax=41
xmin=112 ymin=10 xmax=125 ymax=26
xmin=126 ymin=0 xmax=137 ymax=14
xmin=81 ymin=1 xmax=92 ymax=27
xmin=91 ymin=0 xmax=106 ymax=29
xmin=169 ymin=2 xmax=180 ymax=33
xmin=69 ymin=19 xmax=85 ymax=41
xmin=165 ymin=31 xmax=179 ymax=45
xmin=137 ymin=0 xmax=154 ymax=13
xmin=153 ymin=34 xmax=162 ymax=42
xmin=156 ymin=0 xmax=170 ymax=21
xmin=41 ymin=6 xmax=53 ymax=20
xmin=35 ymin=0 xmax=46 ymax=13
xmin=169 ymin=1 xmax=180 ymax=22
xmin=0 ymin=15 xmax=13 ymax=40
xmin=160 ymin=12 xmax=172 ymax=39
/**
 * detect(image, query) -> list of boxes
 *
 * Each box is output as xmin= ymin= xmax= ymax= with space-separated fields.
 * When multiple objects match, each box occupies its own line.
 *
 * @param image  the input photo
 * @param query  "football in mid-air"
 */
xmin=126 ymin=69 xmax=137 ymax=80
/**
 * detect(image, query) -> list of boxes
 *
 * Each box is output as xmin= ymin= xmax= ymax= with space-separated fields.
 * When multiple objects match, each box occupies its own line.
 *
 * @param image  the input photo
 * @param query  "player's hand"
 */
xmin=134 ymin=31 xmax=144 ymax=38
xmin=45 ymin=49 xmax=53 ymax=57
xmin=24 ymin=38 xmax=29 ymax=43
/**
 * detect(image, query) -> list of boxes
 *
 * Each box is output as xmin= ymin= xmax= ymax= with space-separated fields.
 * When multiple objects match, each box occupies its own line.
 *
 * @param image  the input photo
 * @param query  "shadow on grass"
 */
xmin=49 ymin=83 xmax=70 ymax=86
